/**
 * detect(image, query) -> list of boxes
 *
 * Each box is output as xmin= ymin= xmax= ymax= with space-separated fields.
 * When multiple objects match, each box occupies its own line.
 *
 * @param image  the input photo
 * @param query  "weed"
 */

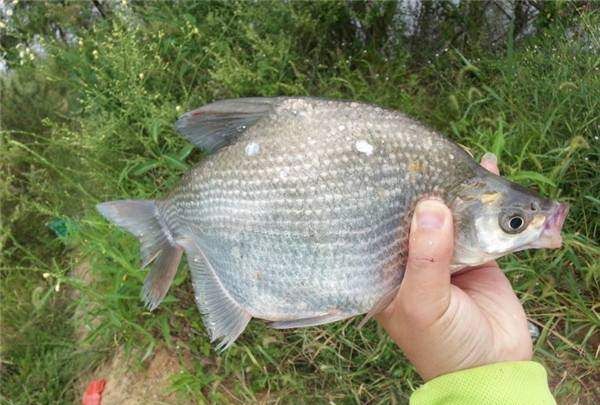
xmin=1 ymin=2 xmax=598 ymax=404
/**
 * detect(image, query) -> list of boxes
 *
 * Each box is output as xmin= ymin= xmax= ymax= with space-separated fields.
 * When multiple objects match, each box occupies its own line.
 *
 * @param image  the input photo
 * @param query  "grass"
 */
xmin=1 ymin=2 xmax=599 ymax=404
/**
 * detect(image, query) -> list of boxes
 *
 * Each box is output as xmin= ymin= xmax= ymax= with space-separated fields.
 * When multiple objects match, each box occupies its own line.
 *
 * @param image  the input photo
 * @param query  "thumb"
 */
xmin=398 ymin=199 xmax=454 ymax=318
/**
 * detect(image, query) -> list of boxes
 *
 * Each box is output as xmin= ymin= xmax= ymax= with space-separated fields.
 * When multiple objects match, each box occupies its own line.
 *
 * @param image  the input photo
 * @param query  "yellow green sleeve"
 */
xmin=410 ymin=361 xmax=556 ymax=405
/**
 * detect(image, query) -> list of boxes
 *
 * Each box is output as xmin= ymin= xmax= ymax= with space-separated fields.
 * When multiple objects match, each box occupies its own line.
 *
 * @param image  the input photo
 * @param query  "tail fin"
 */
xmin=96 ymin=200 xmax=182 ymax=310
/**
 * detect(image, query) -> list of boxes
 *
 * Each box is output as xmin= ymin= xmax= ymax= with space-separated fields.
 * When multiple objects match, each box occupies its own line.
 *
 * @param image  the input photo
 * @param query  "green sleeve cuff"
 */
xmin=410 ymin=361 xmax=556 ymax=405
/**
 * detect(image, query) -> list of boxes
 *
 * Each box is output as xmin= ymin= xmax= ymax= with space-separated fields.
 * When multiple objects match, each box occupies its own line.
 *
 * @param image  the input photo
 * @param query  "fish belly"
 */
xmin=193 ymin=213 xmax=407 ymax=321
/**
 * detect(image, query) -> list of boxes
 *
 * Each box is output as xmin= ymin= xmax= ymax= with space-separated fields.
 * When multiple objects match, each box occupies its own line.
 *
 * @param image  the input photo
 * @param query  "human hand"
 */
xmin=376 ymin=155 xmax=533 ymax=381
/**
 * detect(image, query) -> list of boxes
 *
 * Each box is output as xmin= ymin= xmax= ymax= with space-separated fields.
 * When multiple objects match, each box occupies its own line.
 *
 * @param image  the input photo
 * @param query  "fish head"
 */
xmin=450 ymin=171 xmax=568 ymax=270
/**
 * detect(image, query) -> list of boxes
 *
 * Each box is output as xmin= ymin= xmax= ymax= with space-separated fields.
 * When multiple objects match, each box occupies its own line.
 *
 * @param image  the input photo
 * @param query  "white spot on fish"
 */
xmin=338 ymin=125 xmax=346 ymax=131
xmin=279 ymin=168 xmax=289 ymax=178
xmin=355 ymin=140 xmax=374 ymax=156
xmin=449 ymin=153 xmax=455 ymax=160
xmin=245 ymin=142 xmax=260 ymax=156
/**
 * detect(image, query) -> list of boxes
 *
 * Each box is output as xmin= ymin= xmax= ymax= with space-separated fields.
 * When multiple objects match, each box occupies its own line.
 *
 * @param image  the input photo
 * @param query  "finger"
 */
xmin=452 ymin=262 xmax=507 ymax=292
xmin=480 ymin=152 xmax=499 ymax=175
xmin=397 ymin=199 xmax=454 ymax=317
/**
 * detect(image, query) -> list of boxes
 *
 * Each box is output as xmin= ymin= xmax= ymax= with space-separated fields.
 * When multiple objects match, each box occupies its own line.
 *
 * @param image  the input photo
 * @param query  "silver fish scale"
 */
xmin=158 ymin=98 xmax=476 ymax=321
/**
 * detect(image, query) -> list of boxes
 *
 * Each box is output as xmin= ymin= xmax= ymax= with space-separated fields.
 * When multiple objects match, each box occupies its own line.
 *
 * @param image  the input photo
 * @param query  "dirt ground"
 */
xmin=73 ymin=262 xmax=194 ymax=404
xmin=83 ymin=346 xmax=192 ymax=405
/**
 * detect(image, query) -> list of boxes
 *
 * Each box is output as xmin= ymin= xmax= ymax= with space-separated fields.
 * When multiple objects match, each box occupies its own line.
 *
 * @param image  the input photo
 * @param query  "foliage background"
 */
xmin=1 ymin=1 xmax=598 ymax=404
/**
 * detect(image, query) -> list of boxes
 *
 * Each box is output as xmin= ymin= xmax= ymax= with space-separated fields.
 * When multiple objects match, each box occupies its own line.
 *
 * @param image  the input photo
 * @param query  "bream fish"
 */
xmin=97 ymin=97 xmax=568 ymax=349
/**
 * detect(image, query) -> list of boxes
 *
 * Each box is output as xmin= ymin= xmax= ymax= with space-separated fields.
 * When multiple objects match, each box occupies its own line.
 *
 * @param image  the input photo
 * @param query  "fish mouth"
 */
xmin=530 ymin=203 xmax=569 ymax=249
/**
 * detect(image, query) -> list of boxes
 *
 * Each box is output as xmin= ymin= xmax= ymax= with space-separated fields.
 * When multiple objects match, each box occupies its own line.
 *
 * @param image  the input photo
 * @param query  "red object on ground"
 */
xmin=82 ymin=379 xmax=107 ymax=405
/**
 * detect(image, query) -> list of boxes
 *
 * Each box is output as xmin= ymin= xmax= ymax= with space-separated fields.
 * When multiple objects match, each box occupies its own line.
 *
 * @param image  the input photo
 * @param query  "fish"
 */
xmin=97 ymin=97 xmax=569 ymax=350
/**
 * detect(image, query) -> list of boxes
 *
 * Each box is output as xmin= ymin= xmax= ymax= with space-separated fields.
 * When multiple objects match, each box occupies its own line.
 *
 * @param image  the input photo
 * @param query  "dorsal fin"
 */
xmin=174 ymin=97 xmax=279 ymax=153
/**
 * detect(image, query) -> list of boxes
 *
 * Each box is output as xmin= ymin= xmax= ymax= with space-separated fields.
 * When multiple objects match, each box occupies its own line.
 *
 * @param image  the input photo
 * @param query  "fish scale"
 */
xmin=159 ymin=98 xmax=472 ymax=326
xmin=97 ymin=96 xmax=568 ymax=350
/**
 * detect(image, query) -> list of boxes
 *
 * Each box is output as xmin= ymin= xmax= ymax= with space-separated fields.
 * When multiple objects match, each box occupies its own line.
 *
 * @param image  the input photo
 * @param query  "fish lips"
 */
xmin=528 ymin=203 xmax=569 ymax=249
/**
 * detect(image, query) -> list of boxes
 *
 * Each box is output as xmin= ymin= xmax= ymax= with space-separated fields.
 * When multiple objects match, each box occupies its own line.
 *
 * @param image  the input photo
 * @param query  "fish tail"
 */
xmin=96 ymin=199 xmax=182 ymax=310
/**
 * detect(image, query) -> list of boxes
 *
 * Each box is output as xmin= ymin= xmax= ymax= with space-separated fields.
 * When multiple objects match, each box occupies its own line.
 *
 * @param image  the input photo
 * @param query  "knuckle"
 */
xmin=407 ymin=254 xmax=441 ymax=270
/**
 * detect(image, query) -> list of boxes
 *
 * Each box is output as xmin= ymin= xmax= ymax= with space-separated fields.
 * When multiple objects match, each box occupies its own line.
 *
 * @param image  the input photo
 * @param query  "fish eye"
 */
xmin=500 ymin=212 xmax=527 ymax=234
xmin=509 ymin=216 xmax=524 ymax=230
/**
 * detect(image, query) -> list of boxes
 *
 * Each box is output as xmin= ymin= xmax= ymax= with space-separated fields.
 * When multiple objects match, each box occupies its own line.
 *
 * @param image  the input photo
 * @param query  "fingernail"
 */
xmin=482 ymin=152 xmax=497 ymax=165
xmin=415 ymin=200 xmax=447 ymax=229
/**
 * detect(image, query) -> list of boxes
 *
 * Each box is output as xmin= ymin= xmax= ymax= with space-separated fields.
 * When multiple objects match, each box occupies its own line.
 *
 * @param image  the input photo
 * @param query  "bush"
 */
xmin=2 ymin=2 xmax=598 ymax=403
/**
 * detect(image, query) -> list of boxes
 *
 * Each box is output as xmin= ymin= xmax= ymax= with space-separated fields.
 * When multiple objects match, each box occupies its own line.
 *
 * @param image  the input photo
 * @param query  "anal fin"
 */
xmin=270 ymin=310 xmax=352 ymax=329
xmin=183 ymin=240 xmax=251 ymax=351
